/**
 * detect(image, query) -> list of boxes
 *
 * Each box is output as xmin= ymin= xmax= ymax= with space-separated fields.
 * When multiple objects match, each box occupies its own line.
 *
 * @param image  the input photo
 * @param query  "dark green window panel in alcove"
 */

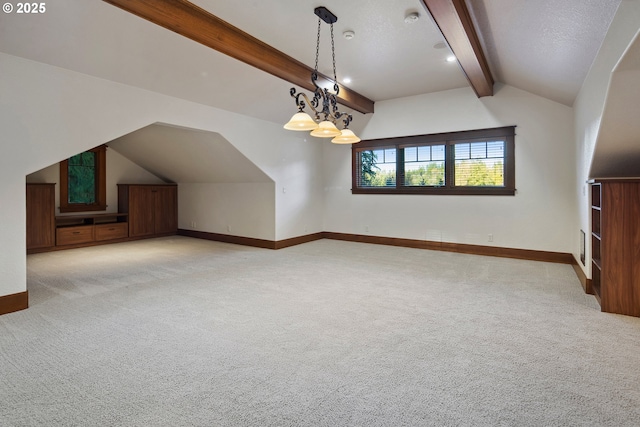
xmin=67 ymin=151 xmax=96 ymax=204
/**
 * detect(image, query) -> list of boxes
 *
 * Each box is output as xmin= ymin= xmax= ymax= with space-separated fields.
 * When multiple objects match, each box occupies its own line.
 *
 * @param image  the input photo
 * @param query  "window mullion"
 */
xmin=446 ymin=142 xmax=454 ymax=189
xmin=397 ymin=146 xmax=404 ymax=189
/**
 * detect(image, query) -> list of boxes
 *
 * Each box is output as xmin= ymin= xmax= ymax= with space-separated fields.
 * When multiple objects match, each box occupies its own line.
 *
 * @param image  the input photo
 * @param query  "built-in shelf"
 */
xmin=27 ymin=184 xmax=177 ymax=254
xmin=55 ymin=213 xmax=129 ymax=246
xmin=590 ymin=181 xmax=602 ymax=302
xmin=591 ymin=183 xmax=601 ymax=208
xmin=588 ymin=179 xmax=640 ymax=317
xmin=55 ymin=212 xmax=128 ymax=228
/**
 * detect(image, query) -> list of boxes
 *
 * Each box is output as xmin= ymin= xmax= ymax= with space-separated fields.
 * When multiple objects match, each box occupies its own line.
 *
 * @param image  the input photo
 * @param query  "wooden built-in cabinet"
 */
xmin=55 ymin=213 xmax=129 ymax=247
xmin=26 ymin=183 xmax=177 ymax=254
xmin=118 ymin=184 xmax=178 ymax=238
xmin=26 ymin=183 xmax=56 ymax=251
xmin=590 ymin=179 xmax=640 ymax=317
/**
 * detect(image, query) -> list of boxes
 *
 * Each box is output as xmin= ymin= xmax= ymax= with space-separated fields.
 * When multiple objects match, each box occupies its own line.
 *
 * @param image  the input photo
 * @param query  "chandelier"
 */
xmin=283 ymin=6 xmax=361 ymax=144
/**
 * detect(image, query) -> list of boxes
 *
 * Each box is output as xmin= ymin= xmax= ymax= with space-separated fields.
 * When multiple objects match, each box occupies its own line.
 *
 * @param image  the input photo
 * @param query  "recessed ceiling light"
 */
xmin=343 ymin=30 xmax=355 ymax=40
xmin=404 ymin=12 xmax=420 ymax=24
xmin=433 ymin=42 xmax=447 ymax=50
xmin=446 ymin=55 xmax=457 ymax=63
xmin=343 ymin=77 xmax=352 ymax=84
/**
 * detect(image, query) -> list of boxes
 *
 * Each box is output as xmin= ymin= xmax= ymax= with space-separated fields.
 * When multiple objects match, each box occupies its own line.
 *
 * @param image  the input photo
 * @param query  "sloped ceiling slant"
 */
xmin=108 ymin=123 xmax=273 ymax=184
xmin=101 ymin=0 xmax=374 ymax=114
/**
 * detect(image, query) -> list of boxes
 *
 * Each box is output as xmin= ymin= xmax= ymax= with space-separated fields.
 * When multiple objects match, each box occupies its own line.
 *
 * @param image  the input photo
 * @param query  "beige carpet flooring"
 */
xmin=1 ymin=236 xmax=640 ymax=426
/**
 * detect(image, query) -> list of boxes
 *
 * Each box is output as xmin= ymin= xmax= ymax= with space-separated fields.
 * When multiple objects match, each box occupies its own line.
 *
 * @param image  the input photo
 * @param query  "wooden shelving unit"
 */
xmin=55 ymin=213 xmax=129 ymax=247
xmin=590 ymin=182 xmax=602 ymax=302
xmin=27 ymin=183 xmax=177 ymax=254
xmin=589 ymin=179 xmax=640 ymax=317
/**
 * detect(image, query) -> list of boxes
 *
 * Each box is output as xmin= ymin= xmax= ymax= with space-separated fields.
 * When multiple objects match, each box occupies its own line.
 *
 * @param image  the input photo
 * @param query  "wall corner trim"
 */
xmin=0 ymin=291 xmax=29 ymax=316
xmin=177 ymin=229 xmax=325 ymax=249
xmin=178 ymin=228 xmax=575 ymax=265
xmin=571 ymin=254 xmax=592 ymax=294
xmin=177 ymin=229 xmax=277 ymax=249
xmin=321 ymin=232 xmax=574 ymax=264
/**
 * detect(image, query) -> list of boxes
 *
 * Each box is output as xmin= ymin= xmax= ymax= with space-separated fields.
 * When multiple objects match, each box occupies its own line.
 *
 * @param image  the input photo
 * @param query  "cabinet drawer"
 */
xmin=95 ymin=222 xmax=128 ymax=241
xmin=56 ymin=226 xmax=94 ymax=246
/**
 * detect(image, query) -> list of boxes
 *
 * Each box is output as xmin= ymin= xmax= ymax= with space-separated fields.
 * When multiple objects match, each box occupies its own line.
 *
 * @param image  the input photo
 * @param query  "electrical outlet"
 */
xmin=488 ymin=234 xmax=493 ymax=242
xmin=365 ymin=225 xmax=370 ymax=233
xmin=226 ymin=225 xmax=231 ymax=232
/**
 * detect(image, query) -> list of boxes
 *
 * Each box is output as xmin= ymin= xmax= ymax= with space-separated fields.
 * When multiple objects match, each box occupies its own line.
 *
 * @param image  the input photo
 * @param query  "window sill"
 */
xmin=59 ymin=204 xmax=108 ymax=213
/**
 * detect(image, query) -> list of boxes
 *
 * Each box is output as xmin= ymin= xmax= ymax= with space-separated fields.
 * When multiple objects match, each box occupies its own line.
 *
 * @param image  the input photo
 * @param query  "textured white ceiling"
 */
xmin=0 ymin=0 xmax=306 ymax=125
xmin=189 ymin=0 xmax=469 ymax=101
xmin=465 ymin=0 xmax=621 ymax=106
xmin=0 ymin=0 xmax=621 ymax=119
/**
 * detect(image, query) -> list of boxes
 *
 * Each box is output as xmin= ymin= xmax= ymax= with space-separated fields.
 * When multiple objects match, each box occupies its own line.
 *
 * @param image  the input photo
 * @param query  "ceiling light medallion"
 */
xmin=284 ymin=6 xmax=360 ymax=144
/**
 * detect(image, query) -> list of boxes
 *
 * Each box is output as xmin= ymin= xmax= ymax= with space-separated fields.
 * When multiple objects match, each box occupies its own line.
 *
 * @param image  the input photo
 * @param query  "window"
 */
xmin=59 ymin=145 xmax=107 ymax=212
xmin=352 ymin=126 xmax=515 ymax=195
xmin=403 ymin=144 xmax=445 ymax=187
xmin=359 ymin=147 xmax=397 ymax=187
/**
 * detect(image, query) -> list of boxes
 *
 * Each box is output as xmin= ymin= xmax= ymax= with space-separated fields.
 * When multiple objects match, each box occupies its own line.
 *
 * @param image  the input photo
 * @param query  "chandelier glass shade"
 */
xmin=283 ymin=7 xmax=361 ymax=144
xmin=283 ymin=112 xmax=318 ymax=131
xmin=330 ymin=129 xmax=360 ymax=144
xmin=310 ymin=120 xmax=341 ymax=138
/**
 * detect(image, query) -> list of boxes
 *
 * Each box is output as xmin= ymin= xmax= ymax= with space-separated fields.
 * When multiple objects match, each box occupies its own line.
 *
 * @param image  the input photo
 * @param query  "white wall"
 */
xmin=26 ymin=148 xmax=165 ymax=215
xmin=0 ymin=52 xmax=323 ymax=299
xmin=174 ymin=132 xmax=324 ymax=242
xmin=179 ymin=183 xmax=276 ymax=240
xmin=273 ymin=136 xmax=325 ymax=240
xmin=323 ymin=84 xmax=576 ymax=253
xmin=573 ymin=0 xmax=640 ymax=276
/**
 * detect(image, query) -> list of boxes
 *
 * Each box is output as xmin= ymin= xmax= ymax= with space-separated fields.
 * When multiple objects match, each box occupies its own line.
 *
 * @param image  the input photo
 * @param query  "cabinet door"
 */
xmin=26 ymin=184 xmax=55 ymax=250
xmin=128 ymin=186 xmax=156 ymax=237
xmin=599 ymin=181 xmax=640 ymax=317
xmin=154 ymin=186 xmax=178 ymax=235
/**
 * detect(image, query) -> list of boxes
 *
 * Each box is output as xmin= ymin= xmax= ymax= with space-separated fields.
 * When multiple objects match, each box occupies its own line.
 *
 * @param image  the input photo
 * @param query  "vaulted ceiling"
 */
xmin=4 ymin=0 xmax=636 ymax=178
xmin=0 ymin=0 xmax=621 ymax=124
xmin=466 ymin=0 xmax=621 ymax=106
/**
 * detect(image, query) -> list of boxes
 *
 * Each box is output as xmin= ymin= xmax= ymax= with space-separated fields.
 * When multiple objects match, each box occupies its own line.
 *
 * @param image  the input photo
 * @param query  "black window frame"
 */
xmin=352 ymin=126 xmax=516 ymax=196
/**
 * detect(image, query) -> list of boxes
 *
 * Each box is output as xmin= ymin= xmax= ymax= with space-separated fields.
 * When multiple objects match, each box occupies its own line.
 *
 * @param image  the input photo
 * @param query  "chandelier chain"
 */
xmin=314 ymin=18 xmax=321 ymax=72
xmin=330 ymin=23 xmax=337 ymax=83
xmin=284 ymin=6 xmax=359 ymax=143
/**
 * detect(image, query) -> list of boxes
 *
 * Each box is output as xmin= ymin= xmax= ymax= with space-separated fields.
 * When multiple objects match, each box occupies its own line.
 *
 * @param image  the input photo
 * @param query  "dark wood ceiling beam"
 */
xmin=421 ymin=0 xmax=494 ymax=97
xmin=102 ymin=0 xmax=374 ymax=114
